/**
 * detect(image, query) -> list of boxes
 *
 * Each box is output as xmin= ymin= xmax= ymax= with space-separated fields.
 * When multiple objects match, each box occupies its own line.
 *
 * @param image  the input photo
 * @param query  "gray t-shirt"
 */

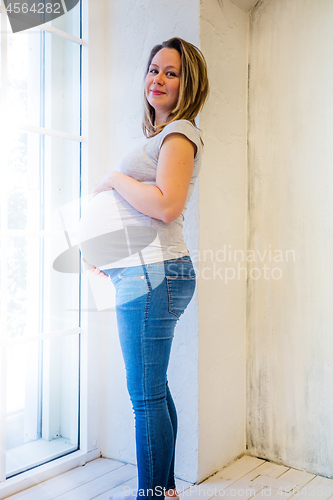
xmin=78 ymin=119 xmax=202 ymax=269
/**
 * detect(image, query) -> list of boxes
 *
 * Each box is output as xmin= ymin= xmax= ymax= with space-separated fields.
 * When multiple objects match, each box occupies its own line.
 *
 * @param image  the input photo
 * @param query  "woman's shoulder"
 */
xmin=162 ymin=119 xmax=199 ymax=135
xmin=157 ymin=119 xmax=202 ymax=155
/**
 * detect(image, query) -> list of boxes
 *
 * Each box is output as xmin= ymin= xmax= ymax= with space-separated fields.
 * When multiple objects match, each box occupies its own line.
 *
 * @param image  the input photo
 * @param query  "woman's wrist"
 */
xmin=94 ymin=171 xmax=118 ymax=196
xmin=109 ymin=170 xmax=121 ymax=189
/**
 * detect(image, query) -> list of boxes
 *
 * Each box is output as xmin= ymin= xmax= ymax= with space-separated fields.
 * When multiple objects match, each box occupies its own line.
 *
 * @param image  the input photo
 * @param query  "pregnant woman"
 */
xmin=79 ymin=37 xmax=209 ymax=500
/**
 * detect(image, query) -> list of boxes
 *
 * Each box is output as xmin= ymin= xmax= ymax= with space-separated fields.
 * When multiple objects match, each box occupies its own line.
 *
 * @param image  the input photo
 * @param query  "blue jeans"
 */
xmin=104 ymin=256 xmax=196 ymax=500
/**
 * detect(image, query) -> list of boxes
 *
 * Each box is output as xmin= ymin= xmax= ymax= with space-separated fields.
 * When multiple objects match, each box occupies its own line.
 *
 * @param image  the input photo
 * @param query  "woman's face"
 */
xmin=145 ymin=47 xmax=181 ymax=126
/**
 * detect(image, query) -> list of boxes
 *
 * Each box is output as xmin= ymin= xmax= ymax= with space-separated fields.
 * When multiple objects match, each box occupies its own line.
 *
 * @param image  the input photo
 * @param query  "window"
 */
xmin=0 ymin=0 xmax=82 ymax=480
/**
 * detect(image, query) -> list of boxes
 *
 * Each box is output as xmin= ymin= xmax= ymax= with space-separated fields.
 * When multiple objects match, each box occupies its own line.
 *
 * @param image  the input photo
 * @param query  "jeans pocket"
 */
xmin=164 ymin=258 xmax=196 ymax=279
xmin=166 ymin=274 xmax=196 ymax=318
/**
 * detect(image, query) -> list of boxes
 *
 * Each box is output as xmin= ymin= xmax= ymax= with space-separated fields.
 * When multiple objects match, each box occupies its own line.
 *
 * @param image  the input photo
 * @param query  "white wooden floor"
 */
xmin=5 ymin=454 xmax=333 ymax=500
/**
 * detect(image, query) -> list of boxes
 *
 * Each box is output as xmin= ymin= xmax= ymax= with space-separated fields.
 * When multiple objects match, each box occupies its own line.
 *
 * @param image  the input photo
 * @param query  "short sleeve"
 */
xmin=156 ymin=120 xmax=202 ymax=160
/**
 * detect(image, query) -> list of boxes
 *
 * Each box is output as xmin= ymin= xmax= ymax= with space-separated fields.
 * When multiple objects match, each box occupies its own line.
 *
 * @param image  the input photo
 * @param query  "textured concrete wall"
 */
xmin=198 ymin=0 xmax=248 ymax=482
xmin=247 ymin=0 xmax=333 ymax=478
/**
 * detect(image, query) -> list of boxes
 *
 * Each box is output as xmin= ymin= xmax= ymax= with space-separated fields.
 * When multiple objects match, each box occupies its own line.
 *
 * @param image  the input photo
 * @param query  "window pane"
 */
xmin=45 ymin=32 xmax=80 ymax=135
xmin=7 ymin=236 xmax=40 ymax=341
xmin=7 ymin=23 xmax=41 ymax=127
xmin=6 ymin=342 xmax=40 ymax=458
xmin=6 ymin=335 xmax=79 ymax=478
xmin=5 ymin=129 xmax=41 ymax=341
xmin=48 ymin=0 xmax=81 ymax=38
xmin=6 ymin=20 xmax=81 ymax=135
xmin=2 ymin=131 xmax=81 ymax=338
xmin=7 ymin=130 xmax=40 ymax=231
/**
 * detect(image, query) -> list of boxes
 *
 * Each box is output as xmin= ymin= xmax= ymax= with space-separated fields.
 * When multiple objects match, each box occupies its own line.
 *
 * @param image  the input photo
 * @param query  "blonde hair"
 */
xmin=142 ymin=37 xmax=209 ymax=141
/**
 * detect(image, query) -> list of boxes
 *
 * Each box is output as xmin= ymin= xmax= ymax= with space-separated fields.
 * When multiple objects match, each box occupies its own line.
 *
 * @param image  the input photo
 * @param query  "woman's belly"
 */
xmin=78 ymin=190 xmax=154 ymax=268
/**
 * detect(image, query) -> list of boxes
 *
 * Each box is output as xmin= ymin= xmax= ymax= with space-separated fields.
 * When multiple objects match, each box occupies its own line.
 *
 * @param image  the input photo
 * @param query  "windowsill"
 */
xmin=0 ymin=448 xmax=100 ymax=500
xmin=7 ymin=437 xmax=78 ymax=478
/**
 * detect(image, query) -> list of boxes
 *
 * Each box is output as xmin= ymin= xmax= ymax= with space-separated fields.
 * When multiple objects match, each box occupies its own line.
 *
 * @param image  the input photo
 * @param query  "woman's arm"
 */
xmin=94 ymin=133 xmax=196 ymax=223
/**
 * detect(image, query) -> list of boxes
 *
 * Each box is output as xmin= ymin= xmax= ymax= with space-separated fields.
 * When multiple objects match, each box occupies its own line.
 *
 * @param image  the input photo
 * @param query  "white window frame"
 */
xmin=0 ymin=1 xmax=102 ymax=497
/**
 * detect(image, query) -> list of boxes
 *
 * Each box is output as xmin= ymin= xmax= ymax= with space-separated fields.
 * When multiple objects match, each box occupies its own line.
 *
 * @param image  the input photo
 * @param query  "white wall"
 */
xmin=198 ymin=0 xmax=248 ymax=482
xmin=247 ymin=0 xmax=333 ymax=478
xmin=98 ymin=0 xmax=249 ymax=484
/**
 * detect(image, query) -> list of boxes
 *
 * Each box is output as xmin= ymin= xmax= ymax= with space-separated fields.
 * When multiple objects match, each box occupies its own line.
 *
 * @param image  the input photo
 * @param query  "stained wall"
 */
xmin=247 ymin=0 xmax=333 ymax=478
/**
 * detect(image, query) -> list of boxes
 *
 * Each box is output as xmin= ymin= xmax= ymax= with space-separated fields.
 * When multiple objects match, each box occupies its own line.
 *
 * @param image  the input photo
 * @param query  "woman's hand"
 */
xmin=93 ymin=171 xmax=119 ymax=197
xmin=82 ymin=258 xmax=109 ymax=278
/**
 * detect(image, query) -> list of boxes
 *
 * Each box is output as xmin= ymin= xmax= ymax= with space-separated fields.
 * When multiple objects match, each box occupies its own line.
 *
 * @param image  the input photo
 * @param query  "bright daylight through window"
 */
xmin=0 ymin=0 xmax=82 ymax=480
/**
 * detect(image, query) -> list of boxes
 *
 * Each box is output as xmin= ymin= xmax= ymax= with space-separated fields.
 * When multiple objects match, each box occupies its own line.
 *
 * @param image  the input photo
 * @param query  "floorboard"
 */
xmin=4 ymin=455 xmax=333 ymax=500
